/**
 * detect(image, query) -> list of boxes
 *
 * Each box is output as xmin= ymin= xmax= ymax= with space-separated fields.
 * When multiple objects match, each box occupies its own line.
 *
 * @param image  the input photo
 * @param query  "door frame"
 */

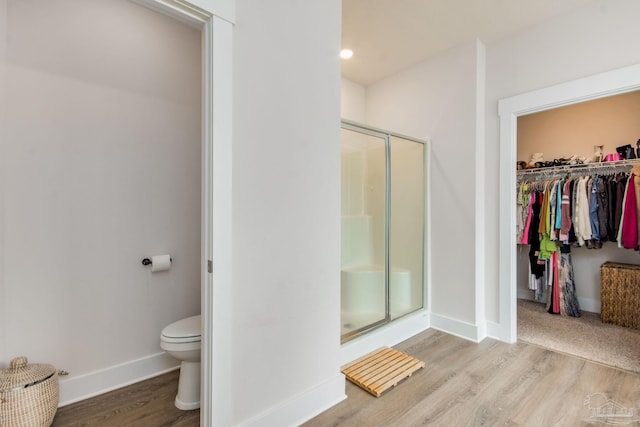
xmin=497 ymin=63 xmax=640 ymax=343
xmin=137 ymin=1 xmax=233 ymax=426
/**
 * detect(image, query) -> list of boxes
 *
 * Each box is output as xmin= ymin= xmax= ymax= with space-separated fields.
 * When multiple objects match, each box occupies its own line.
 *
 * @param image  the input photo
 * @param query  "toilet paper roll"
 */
xmin=151 ymin=254 xmax=172 ymax=273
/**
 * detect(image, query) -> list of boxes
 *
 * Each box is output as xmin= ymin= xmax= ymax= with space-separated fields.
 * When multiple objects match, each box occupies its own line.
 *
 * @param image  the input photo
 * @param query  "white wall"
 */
xmin=232 ymin=1 xmax=344 ymax=425
xmin=485 ymin=0 xmax=640 ymax=324
xmin=364 ymin=40 xmax=484 ymax=332
xmin=517 ymin=91 xmax=640 ymax=162
xmin=0 ymin=0 xmax=201 ymax=401
xmin=341 ymin=77 xmax=366 ymax=123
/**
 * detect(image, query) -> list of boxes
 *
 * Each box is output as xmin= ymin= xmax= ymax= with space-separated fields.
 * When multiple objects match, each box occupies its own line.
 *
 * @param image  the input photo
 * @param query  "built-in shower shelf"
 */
xmin=341 ymin=346 xmax=425 ymax=397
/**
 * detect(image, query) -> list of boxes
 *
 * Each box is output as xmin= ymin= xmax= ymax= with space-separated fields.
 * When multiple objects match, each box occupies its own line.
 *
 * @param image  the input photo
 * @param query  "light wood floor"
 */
xmin=51 ymin=329 xmax=640 ymax=427
xmin=51 ymin=370 xmax=199 ymax=427
xmin=305 ymin=329 xmax=640 ymax=427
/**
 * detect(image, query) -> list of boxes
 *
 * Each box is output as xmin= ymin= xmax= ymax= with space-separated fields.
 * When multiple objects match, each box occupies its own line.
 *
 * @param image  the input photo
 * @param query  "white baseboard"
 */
xmin=429 ymin=312 xmax=483 ymax=343
xmin=236 ymin=374 xmax=346 ymax=427
xmin=58 ymin=352 xmax=179 ymax=407
xmin=486 ymin=320 xmax=512 ymax=343
xmin=340 ymin=310 xmax=430 ymax=366
xmin=517 ymin=287 xmax=534 ymax=301
xmin=578 ymin=297 xmax=600 ymax=313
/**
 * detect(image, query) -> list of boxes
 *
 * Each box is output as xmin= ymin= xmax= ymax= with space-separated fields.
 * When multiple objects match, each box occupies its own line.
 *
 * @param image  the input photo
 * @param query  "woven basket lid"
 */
xmin=0 ymin=356 xmax=56 ymax=393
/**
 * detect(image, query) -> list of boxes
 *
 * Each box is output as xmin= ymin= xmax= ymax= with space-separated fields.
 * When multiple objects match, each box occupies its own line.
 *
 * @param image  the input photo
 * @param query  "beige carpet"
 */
xmin=517 ymin=298 xmax=640 ymax=374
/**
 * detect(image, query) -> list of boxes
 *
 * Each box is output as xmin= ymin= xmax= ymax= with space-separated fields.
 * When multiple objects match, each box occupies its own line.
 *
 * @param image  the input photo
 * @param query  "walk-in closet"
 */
xmin=516 ymin=90 xmax=640 ymax=373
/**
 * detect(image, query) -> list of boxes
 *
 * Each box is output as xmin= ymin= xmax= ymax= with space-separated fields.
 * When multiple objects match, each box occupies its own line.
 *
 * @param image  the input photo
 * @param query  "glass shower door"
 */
xmin=340 ymin=121 xmax=426 ymax=343
xmin=389 ymin=136 xmax=424 ymax=319
xmin=340 ymin=126 xmax=388 ymax=340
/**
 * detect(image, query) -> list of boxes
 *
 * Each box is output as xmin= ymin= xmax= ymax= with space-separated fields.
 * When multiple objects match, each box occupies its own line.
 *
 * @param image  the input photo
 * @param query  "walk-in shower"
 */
xmin=341 ymin=120 xmax=427 ymax=342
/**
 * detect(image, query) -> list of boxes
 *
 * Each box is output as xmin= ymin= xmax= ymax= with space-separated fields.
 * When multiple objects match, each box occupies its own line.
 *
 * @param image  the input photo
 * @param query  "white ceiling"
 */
xmin=342 ymin=0 xmax=598 ymax=86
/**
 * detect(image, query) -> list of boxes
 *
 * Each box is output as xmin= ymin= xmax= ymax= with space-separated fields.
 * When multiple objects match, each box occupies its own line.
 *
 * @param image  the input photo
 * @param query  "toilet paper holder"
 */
xmin=142 ymin=257 xmax=172 ymax=266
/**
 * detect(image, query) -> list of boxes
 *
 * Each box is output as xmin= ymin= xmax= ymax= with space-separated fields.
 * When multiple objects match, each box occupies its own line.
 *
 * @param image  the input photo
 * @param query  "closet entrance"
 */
xmin=513 ymin=91 xmax=640 ymax=371
xmin=498 ymin=64 xmax=640 ymax=372
xmin=340 ymin=121 xmax=427 ymax=343
xmin=498 ymin=63 xmax=640 ymax=344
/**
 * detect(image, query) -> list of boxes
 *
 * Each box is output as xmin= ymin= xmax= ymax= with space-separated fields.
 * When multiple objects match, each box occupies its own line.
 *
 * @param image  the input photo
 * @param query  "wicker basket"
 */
xmin=600 ymin=262 xmax=640 ymax=329
xmin=0 ymin=356 xmax=59 ymax=427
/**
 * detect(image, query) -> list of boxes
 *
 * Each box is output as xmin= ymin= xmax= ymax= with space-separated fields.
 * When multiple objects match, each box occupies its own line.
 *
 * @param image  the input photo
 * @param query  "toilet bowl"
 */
xmin=160 ymin=314 xmax=201 ymax=410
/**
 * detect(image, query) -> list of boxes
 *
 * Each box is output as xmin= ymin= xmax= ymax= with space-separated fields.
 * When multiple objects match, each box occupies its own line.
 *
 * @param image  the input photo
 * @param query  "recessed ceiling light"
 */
xmin=340 ymin=49 xmax=354 ymax=59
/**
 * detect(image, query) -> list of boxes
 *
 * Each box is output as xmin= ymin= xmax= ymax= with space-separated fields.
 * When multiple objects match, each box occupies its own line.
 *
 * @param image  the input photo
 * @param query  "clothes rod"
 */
xmin=516 ymin=159 xmax=640 ymax=182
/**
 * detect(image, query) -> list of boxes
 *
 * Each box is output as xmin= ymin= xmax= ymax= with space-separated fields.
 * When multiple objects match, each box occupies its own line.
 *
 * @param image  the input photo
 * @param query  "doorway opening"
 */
xmin=513 ymin=91 xmax=640 ymax=372
xmin=498 ymin=63 xmax=640 ymax=344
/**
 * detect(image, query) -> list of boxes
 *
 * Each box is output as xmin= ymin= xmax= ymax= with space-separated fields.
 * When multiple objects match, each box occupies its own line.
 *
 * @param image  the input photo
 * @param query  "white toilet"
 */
xmin=160 ymin=314 xmax=201 ymax=410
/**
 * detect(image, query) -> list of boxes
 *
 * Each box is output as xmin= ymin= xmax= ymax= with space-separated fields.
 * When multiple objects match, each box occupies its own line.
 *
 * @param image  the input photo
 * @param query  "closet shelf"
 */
xmin=516 ymin=159 xmax=640 ymax=182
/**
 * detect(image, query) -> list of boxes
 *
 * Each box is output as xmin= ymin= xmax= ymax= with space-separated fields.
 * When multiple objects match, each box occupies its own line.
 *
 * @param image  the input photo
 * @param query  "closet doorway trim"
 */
xmin=498 ymin=63 xmax=640 ymax=343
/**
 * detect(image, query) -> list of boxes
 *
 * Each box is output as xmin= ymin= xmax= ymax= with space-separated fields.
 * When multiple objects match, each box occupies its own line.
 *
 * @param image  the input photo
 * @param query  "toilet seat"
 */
xmin=161 ymin=315 xmax=201 ymax=344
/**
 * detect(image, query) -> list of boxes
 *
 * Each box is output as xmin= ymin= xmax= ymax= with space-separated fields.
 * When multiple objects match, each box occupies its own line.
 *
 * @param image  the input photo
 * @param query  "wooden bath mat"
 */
xmin=341 ymin=347 xmax=425 ymax=397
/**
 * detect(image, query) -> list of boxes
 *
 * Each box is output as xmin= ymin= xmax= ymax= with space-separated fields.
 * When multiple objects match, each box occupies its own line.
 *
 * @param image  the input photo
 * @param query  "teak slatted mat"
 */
xmin=341 ymin=347 xmax=425 ymax=397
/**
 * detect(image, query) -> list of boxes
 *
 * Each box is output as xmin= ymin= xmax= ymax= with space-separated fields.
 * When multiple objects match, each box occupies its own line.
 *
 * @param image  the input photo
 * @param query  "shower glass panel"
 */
xmin=389 ymin=136 xmax=424 ymax=319
xmin=340 ymin=127 xmax=388 ymax=338
xmin=341 ymin=121 xmax=426 ymax=343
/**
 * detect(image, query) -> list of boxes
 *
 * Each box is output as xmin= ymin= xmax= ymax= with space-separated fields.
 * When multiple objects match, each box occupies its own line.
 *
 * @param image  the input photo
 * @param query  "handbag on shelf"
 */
xmin=616 ymin=144 xmax=636 ymax=160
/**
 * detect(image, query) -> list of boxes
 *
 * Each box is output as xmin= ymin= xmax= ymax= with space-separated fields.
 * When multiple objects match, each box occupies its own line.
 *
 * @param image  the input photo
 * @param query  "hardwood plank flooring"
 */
xmin=51 ymin=370 xmax=199 ymax=427
xmin=49 ymin=329 xmax=640 ymax=426
xmin=305 ymin=329 xmax=640 ymax=427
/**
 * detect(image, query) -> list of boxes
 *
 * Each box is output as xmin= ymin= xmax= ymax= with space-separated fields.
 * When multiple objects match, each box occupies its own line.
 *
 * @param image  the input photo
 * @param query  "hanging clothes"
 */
xmin=528 ymin=192 xmax=545 ymax=278
xmin=558 ymin=245 xmax=581 ymax=317
xmin=539 ymin=183 xmax=557 ymax=260
xmin=516 ymin=164 xmax=640 ymax=318
xmin=543 ymin=244 xmax=580 ymax=317
xmin=559 ymin=179 xmax=572 ymax=242
xmin=517 ymin=183 xmax=529 ymax=243
xmin=620 ymin=174 xmax=638 ymax=249
xmin=596 ymin=176 xmax=609 ymax=242
xmin=519 ymin=187 xmax=534 ymax=245
xmin=574 ymin=176 xmax=592 ymax=246
xmin=589 ymin=176 xmax=601 ymax=244
xmin=519 ymin=171 xmax=638 ymax=252
xmin=568 ymin=178 xmax=578 ymax=244
xmin=612 ymin=174 xmax=628 ymax=241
